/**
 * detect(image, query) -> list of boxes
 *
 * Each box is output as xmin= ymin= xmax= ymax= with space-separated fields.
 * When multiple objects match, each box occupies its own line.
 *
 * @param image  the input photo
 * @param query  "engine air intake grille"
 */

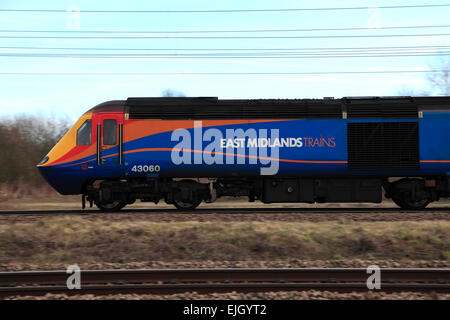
xmin=347 ymin=122 xmax=419 ymax=170
xmin=126 ymin=97 xmax=342 ymax=119
xmin=344 ymin=97 xmax=418 ymax=119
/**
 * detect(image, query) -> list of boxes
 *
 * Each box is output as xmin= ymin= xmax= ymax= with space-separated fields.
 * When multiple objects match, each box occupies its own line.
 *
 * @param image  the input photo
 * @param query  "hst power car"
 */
xmin=37 ymin=96 xmax=450 ymax=211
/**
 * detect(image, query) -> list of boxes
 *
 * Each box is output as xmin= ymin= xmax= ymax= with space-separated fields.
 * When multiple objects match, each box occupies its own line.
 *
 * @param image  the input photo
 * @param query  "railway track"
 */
xmin=1 ymin=268 xmax=449 ymax=297
xmin=0 ymin=207 xmax=449 ymax=215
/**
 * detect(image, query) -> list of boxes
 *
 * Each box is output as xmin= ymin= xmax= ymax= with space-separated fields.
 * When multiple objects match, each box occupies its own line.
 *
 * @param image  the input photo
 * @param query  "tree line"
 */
xmin=0 ymin=116 xmax=71 ymax=188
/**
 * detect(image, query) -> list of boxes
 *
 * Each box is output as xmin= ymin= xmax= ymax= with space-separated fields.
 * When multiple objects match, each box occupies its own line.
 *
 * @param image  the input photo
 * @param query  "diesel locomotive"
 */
xmin=37 ymin=96 xmax=450 ymax=211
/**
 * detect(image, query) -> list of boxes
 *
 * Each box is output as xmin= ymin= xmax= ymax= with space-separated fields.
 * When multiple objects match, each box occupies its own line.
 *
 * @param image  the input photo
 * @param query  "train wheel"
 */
xmin=173 ymin=199 xmax=202 ymax=210
xmin=392 ymin=197 xmax=429 ymax=210
xmin=391 ymin=178 xmax=430 ymax=210
xmin=96 ymin=200 xmax=127 ymax=212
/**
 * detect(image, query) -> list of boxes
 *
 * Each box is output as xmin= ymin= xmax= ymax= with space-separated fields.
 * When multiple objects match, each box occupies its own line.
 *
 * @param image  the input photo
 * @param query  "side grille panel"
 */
xmin=127 ymin=105 xmax=342 ymax=119
xmin=344 ymin=97 xmax=418 ymax=119
xmin=347 ymin=104 xmax=418 ymax=119
xmin=126 ymin=98 xmax=342 ymax=119
xmin=347 ymin=122 xmax=419 ymax=170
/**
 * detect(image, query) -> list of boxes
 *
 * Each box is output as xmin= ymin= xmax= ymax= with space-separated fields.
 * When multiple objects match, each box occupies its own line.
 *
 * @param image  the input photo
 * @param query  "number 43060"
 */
xmin=131 ymin=165 xmax=160 ymax=173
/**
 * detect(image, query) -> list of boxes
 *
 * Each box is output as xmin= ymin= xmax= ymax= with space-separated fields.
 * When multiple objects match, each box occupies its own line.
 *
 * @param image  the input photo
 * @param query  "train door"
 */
xmin=96 ymin=114 xmax=124 ymax=168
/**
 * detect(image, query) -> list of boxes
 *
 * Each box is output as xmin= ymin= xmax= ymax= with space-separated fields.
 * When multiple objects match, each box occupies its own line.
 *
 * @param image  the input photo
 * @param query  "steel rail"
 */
xmin=0 ymin=207 xmax=449 ymax=215
xmin=0 ymin=268 xmax=448 ymax=297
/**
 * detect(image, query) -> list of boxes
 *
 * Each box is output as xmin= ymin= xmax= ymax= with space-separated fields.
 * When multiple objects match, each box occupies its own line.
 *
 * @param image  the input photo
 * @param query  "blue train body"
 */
xmin=37 ymin=97 xmax=450 ymax=210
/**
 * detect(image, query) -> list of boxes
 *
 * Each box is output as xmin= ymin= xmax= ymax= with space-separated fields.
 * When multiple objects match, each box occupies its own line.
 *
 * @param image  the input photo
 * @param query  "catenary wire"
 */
xmin=2 ymin=24 xmax=450 ymax=34
xmin=1 ymin=4 xmax=450 ymax=13
xmin=0 ymin=45 xmax=449 ymax=52
xmin=3 ymin=33 xmax=450 ymax=39
xmin=1 ymin=52 xmax=450 ymax=59
xmin=0 ymin=70 xmax=445 ymax=76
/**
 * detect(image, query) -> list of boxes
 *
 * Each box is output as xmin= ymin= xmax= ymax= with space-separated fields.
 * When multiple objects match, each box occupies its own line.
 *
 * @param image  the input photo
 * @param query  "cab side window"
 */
xmin=76 ymin=120 xmax=92 ymax=145
xmin=103 ymin=119 xmax=117 ymax=145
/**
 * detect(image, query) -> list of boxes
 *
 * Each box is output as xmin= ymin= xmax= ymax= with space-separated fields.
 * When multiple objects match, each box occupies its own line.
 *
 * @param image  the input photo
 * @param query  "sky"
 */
xmin=0 ymin=0 xmax=449 ymax=121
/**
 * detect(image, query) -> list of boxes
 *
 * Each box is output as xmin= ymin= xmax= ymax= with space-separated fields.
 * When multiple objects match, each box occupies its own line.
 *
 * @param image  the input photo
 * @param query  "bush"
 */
xmin=0 ymin=115 xmax=72 ymax=188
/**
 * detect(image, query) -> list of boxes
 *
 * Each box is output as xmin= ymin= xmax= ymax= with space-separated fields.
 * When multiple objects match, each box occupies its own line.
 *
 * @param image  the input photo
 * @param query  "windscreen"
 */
xmin=76 ymin=119 xmax=92 ymax=145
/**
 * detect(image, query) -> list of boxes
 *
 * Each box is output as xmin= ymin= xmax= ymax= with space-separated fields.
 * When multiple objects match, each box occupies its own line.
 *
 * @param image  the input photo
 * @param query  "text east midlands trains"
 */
xmin=220 ymin=137 xmax=336 ymax=148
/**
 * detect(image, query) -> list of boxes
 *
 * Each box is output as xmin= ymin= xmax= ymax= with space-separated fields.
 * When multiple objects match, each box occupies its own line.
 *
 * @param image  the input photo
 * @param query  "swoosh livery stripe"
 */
xmin=59 ymin=148 xmax=348 ymax=167
xmin=124 ymin=148 xmax=348 ymax=164
xmin=43 ymin=117 xmax=450 ymax=168
xmin=60 ymin=148 xmax=348 ymax=167
xmin=59 ymin=149 xmax=450 ymax=168
xmin=48 ymin=118 xmax=293 ymax=166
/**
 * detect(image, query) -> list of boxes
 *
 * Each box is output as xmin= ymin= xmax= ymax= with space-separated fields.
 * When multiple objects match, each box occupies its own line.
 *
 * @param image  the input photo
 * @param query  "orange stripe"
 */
xmin=60 ymin=158 xmax=95 ymax=167
xmin=60 ymin=152 xmax=122 ymax=167
xmin=421 ymin=160 xmax=450 ymax=163
xmin=52 ymin=119 xmax=234 ymax=166
xmin=123 ymin=119 xmax=292 ymax=144
xmin=56 ymin=119 xmax=294 ymax=166
xmin=124 ymin=148 xmax=347 ymax=164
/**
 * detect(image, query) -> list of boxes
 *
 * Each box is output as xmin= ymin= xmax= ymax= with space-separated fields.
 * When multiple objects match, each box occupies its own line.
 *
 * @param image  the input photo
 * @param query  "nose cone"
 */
xmin=36 ymin=112 xmax=95 ymax=195
xmin=37 ymin=163 xmax=83 ymax=195
xmin=37 ymin=163 xmax=63 ymax=194
xmin=36 ymin=155 xmax=50 ymax=183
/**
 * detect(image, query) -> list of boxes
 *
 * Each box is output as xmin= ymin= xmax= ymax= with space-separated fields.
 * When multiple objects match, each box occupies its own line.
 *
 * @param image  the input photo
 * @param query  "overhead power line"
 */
xmin=0 ymin=70 xmax=444 ymax=76
xmin=2 ymin=33 xmax=450 ymax=39
xmin=0 ymin=45 xmax=448 ymax=52
xmin=1 ymin=52 xmax=449 ymax=59
xmin=2 ymin=24 xmax=450 ymax=34
xmin=1 ymin=4 xmax=450 ymax=13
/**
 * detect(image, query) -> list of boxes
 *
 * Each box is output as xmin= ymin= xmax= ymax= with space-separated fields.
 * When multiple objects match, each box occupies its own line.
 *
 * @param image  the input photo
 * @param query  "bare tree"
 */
xmin=397 ymin=59 xmax=450 ymax=96
xmin=397 ymin=87 xmax=429 ymax=97
xmin=427 ymin=60 xmax=450 ymax=95
xmin=0 ymin=116 xmax=71 ymax=187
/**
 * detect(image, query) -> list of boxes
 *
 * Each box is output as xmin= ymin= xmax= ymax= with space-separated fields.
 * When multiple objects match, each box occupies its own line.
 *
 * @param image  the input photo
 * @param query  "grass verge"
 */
xmin=0 ymin=218 xmax=449 ymax=265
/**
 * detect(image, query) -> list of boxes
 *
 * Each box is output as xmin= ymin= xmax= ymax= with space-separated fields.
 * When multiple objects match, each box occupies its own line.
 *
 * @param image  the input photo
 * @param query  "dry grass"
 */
xmin=0 ymin=184 xmax=79 ymax=209
xmin=0 ymin=218 xmax=448 ymax=265
xmin=0 ymin=184 xmax=64 ymax=201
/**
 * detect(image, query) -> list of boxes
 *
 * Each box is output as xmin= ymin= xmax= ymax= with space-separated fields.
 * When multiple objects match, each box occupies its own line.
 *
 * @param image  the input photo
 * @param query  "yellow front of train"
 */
xmin=37 ymin=112 xmax=94 ymax=194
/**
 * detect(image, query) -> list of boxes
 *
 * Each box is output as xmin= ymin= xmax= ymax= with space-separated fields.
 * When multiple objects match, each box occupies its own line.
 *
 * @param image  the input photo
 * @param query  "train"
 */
xmin=37 ymin=96 xmax=450 ymax=211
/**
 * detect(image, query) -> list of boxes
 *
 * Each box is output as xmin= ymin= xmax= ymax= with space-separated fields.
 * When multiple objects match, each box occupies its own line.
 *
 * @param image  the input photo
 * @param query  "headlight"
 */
xmin=38 ymin=156 xmax=49 ymax=165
